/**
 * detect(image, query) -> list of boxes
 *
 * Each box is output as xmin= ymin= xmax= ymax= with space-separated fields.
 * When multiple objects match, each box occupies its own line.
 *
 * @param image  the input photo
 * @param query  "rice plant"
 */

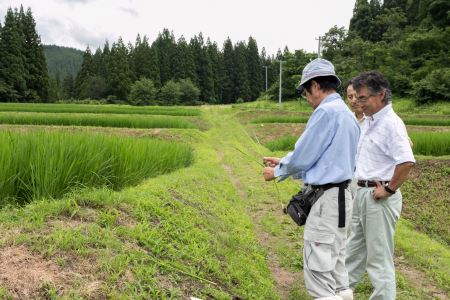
xmin=266 ymin=132 xmax=450 ymax=156
xmin=251 ymin=114 xmax=450 ymax=126
xmin=0 ymin=112 xmax=197 ymax=129
xmin=264 ymin=135 xmax=297 ymax=151
xmin=251 ymin=116 xmax=310 ymax=124
xmin=0 ymin=103 xmax=200 ymax=116
xmin=0 ymin=131 xmax=193 ymax=205
xmin=403 ymin=118 xmax=450 ymax=126
xmin=409 ymin=132 xmax=450 ymax=156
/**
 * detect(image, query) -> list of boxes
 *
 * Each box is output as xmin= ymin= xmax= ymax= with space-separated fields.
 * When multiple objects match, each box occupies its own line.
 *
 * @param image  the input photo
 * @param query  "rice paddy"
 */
xmin=0 ymin=112 xmax=198 ymax=129
xmin=251 ymin=115 xmax=310 ymax=124
xmin=410 ymin=132 xmax=450 ymax=156
xmin=264 ymin=132 xmax=450 ymax=156
xmin=0 ymin=103 xmax=200 ymax=116
xmin=0 ymin=130 xmax=193 ymax=205
xmin=250 ymin=114 xmax=450 ymax=127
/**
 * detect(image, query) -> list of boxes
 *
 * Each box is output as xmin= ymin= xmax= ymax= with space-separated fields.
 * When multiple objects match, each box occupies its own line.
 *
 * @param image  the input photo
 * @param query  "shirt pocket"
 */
xmin=304 ymin=229 xmax=336 ymax=272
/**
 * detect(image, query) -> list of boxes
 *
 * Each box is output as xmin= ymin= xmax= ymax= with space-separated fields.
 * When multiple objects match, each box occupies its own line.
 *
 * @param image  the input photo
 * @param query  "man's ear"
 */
xmin=380 ymin=89 xmax=386 ymax=102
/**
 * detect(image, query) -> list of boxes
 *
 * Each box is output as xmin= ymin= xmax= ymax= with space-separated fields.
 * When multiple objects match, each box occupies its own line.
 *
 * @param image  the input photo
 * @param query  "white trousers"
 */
xmin=303 ymin=186 xmax=353 ymax=299
xmin=346 ymin=187 xmax=402 ymax=300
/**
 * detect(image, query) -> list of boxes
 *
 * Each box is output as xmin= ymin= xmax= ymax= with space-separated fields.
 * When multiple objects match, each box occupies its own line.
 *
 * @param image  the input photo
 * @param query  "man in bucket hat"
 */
xmin=263 ymin=58 xmax=360 ymax=300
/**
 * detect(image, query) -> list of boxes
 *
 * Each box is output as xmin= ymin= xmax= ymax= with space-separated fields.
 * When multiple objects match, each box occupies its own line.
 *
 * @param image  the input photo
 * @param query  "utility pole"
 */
xmin=315 ymin=36 xmax=322 ymax=58
xmin=278 ymin=60 xmax=285 ymax=106
xmin=263 ymin=66 xmax=270 ymax=92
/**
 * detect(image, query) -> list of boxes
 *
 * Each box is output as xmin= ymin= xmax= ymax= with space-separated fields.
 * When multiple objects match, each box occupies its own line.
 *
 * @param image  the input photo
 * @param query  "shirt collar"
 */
xmin=318 ymin=92 xmax=341 ymax=107
xmin=370 ymin=103 xmax=392 ymax=122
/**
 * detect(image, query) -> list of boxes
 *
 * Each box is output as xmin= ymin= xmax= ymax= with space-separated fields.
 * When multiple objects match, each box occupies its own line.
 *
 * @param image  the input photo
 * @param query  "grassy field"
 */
xmin=0 ymin=112 xmax=199 ymax=129
xmin=264 ymin=129 xmax=450 ymax=156
xmin=0 ymin=103 xmax=200 ymax=116
xmin=0 ymin=131 xmax=193 ymax=206
xmin=0 ymin=101 xmax=448 ymax=299
xmin=250 ymin=114 xmax=450 ymax=127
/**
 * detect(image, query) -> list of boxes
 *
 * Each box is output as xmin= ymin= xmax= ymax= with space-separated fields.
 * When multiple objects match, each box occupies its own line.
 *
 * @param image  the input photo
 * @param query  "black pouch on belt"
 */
xmin=285 ymin=187 xmax=324 ymax=226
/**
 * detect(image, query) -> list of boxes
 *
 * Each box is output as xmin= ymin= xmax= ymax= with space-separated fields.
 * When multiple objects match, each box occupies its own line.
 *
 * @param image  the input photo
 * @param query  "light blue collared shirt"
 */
xmin=274 ymin=93 xmax=360 ymax=185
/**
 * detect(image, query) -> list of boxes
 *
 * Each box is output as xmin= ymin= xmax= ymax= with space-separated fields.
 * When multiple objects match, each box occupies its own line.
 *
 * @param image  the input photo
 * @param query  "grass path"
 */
xmin=204 ymin=106 xmax=308 ymax=299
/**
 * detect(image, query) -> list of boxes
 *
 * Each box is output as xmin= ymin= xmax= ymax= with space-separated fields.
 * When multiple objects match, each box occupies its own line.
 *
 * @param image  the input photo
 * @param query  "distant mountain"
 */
xmin=43 ymin=45 xmax=83 ymax=80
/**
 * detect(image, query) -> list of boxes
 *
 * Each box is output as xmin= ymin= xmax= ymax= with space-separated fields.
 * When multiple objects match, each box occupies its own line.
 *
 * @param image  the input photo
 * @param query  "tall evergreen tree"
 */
xmin=349 ymin=0 xmax=373 ymax=40
xmin=74 ymin=46 xmax=93 ymax=97
xmin=190 ymin=34 xmax=214 ymax=102
xmin=207 ymin=39 xmax=223 ymax=103
xmin=97 ymin=41 xmax=110 ymax=79
xmin=92 ymin=47 xmax=103 ymax=75
xmin=131 ymin=34 xmax=159 ymax=83
xmin=107 ymin=37 xmax=132 ymax=100
xmin=147 ymin=45 xmax=161 ymax=87
xmin=234 ymin=41 xmax=251 ymax=101
xmin=153 ymin=28 xmax=177 ymax=85
xmin=173 ymin=36 xmax=197 ymax=84
xmin=62 ymin=73 xmax=74 ymax=99
xmin=221 ymin=38 xmax=235 ymax=103
xmin=20 ymin=7 xmax=49 ymax=101
xmin=246 ymin=37 xmax=263 ymax=100
xmin=0 ymin=8 xmax=27 ymax=102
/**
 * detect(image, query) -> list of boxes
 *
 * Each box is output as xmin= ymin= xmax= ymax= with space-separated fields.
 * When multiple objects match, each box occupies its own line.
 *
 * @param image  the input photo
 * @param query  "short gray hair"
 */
xmin=352 ymin=71 xmax=392 ymax=103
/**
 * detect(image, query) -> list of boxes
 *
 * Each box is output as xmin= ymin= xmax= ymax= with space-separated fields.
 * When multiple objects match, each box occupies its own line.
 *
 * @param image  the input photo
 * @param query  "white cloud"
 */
xmin=120 ymin=6 xmax=138 ymax=17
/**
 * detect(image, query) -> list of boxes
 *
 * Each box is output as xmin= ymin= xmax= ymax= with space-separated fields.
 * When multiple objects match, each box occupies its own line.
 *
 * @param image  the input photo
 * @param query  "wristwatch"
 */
xmin=384 ymin=185 xmax=396 ymax=194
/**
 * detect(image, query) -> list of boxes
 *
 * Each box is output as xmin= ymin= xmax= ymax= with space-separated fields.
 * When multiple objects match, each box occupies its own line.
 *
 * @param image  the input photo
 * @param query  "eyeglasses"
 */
xmin=301 ymin=90 xmax=307 ymax=99
xmin=356 ymin=94 xmax=375 ymax=103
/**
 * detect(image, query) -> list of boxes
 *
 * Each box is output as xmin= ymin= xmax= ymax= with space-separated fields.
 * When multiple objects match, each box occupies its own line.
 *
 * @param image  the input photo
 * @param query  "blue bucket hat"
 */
xmin=296 ymin=58 xmax=341 ymax=92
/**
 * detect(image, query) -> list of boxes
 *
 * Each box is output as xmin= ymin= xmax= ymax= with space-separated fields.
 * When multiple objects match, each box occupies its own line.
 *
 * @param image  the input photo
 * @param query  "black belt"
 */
xmin=308 ymin=180 xmax=350 ymax=228
xmin=357 ymin=180 xmax=390 ymax=187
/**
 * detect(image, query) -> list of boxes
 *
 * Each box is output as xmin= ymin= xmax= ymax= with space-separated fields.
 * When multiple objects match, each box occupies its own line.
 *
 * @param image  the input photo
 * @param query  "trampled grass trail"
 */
xmin=0 ymin=105 xmax=448 ymax=299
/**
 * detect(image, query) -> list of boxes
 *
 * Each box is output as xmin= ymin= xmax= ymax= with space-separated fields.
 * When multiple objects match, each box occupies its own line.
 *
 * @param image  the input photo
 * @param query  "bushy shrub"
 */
xmin=414 ymin=68 xmax=450 ymax=104
xmin=158 ymin=80 xmax=182 ymax=105
xmin=178 ymin=79 xmax=200 ymax=104
xmin=129 ymin=78 xmax=157 ymax=105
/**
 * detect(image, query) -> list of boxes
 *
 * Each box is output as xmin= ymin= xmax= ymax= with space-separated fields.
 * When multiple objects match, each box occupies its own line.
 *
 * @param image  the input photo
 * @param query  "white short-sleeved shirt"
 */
xmin=355 ymin=104 xmax=415 ymax=181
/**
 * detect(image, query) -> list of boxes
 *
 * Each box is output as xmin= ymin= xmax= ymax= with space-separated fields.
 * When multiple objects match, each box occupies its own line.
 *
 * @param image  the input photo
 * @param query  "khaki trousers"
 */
xmin=346 ymin=187 xmax=402 ymax=300
xmin=303 ymin=186 xmax=353 ymax=299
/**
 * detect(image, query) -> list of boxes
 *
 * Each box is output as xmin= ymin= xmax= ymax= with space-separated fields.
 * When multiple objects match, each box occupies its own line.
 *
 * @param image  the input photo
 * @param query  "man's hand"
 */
xmin=373 ymin=181 xmax=391 ymax=200
xmin=263 ymin=157 xmax=280 ymax=167
xmin=263 ymin=167 xmax=275 ymax=181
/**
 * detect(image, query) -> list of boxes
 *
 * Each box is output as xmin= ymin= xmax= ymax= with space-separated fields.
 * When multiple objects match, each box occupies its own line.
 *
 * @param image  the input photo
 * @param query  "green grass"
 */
xmin=393 ymin=98 xmax=450 ymax=115
xmin=396 ymin=219 xmax=450 ymax=293
xmin=0 ymin=102 xmax=200 ymax=116
xmin=251 ymin=116 xmax=310 ymax=124
xmin=0 ymin=105 xmax=447 ymax=298
xmin=238 ymin=98 xmax=450 ymax=126
xmin=0 ymin=113 xmax=279 ymax=298
xmin=0 ymin=112 xmax=198 ymax=129
xmin=265 ymin=132 xmax=450 ymax=156
xmin=232 ymin=98 xmax=313 ymax=112
xmin=410 ymin=132 xmax=450 ymax=156
xmin=265 ymin=135 xmax=298 ymax=151
xmin=403 ymin=118 xmax=450 ymax=126
xmin=0 ymin=130 xmax=193 ymax=205
xmin=251 ymin=114 xmax=450 ymax=127
xmin=401 ymin=160 xmax=450 ymax=245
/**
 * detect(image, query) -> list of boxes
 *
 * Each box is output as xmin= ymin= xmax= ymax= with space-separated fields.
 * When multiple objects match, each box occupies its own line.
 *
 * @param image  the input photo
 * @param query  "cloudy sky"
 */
xmin=1 ymin=0 xmax=355 ymax=55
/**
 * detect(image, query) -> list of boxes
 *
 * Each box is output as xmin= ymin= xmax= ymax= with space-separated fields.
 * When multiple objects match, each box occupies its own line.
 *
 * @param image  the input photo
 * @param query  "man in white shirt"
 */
xmin=345 ymin=71 xmax=415 ymax=300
